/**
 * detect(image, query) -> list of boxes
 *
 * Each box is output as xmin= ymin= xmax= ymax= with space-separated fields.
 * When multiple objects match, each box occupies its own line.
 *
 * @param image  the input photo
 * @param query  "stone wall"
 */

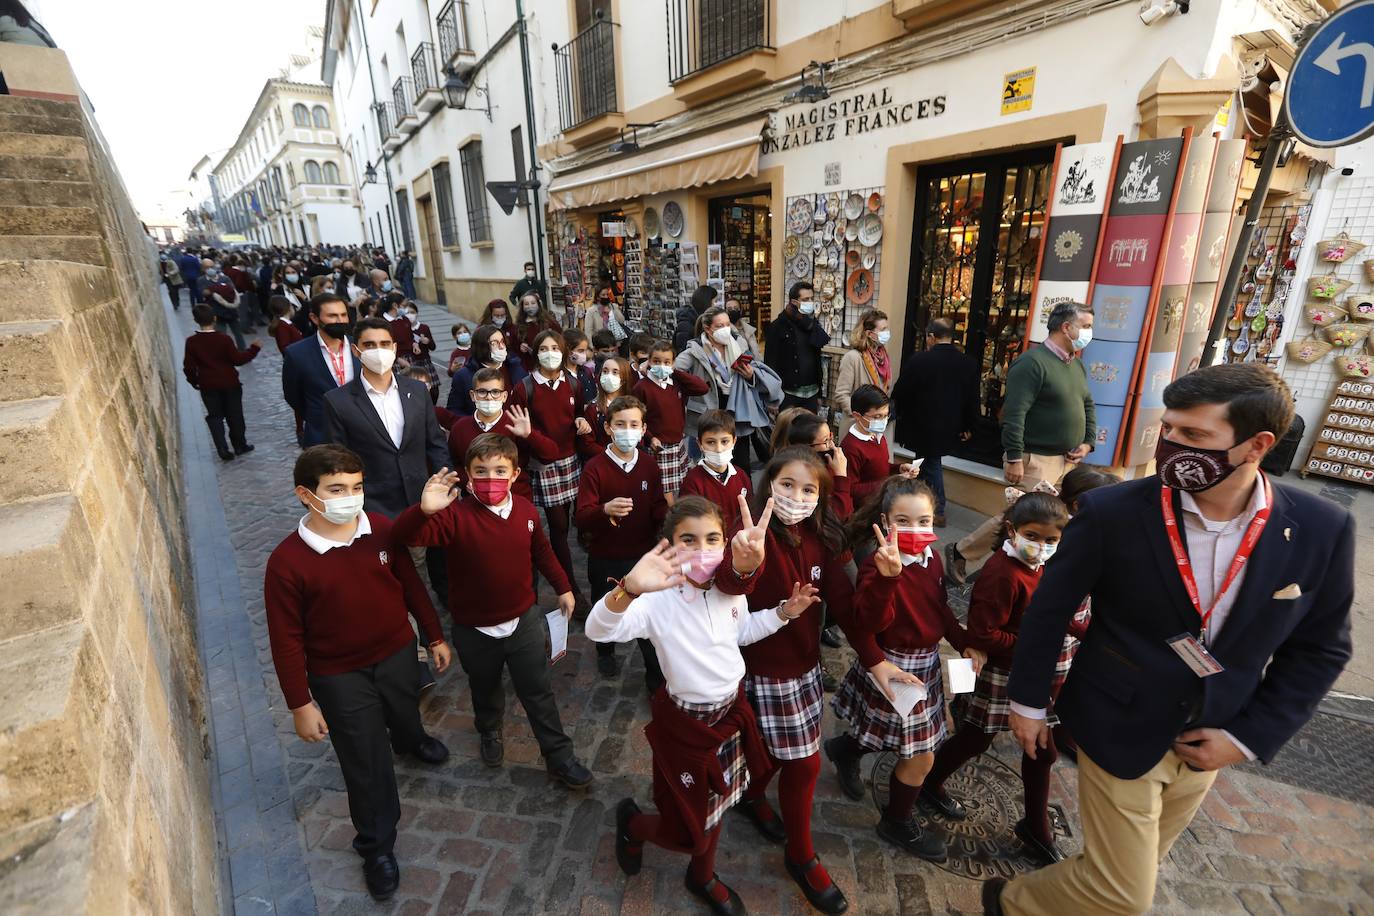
xmin=0 ymin=44 xmax=218 ymax=913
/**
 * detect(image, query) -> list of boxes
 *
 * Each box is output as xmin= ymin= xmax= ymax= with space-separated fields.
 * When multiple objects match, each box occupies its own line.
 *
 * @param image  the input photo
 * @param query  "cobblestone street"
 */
xmin=179 ymin=301 xmax=1374 ymax=916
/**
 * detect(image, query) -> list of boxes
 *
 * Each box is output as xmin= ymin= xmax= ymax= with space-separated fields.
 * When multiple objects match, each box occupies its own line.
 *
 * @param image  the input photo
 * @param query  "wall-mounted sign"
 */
xmin=825 ymin=162 xmax=842 ymax=186
xmin=1002 ymin=67 xmax=1036 ymax=115
xmin=762 ymin=85 xmax=947 ymax=154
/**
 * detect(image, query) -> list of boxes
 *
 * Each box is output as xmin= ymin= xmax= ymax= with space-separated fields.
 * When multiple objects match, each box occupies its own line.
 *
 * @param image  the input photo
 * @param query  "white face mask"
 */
xmin=797 ymin=300 xmax=816 ymax=316
xmin=359 ymin=348 xmax=396 ymax=375
xmin=772 ymin=491 xmax=818 ymax=525
xmin=523 ymin=303 xmax=540 ymax=317
xmin=866 ymin=417 xmax=888 ymax=435
xmin=876 ymin=330 xmax=892 ymax=346
xmin=492 ymin=316 xmax=506 ymax=327
xmin=538 ymin=351 xmax=563 ymax=370
xmin=702 ymin=448 xmax=732 ymax=470
xmin=308 ymin=490 xmax=364 ymax=525
xmin=474 ymin=397 xmax=504 ymax=417
xmin=489 ymin=346 xmax=508 ymax=363
xmin=1071 ymin=327 xmax=1092 ymax=351
xmin=525 ymin=269 xmax=535 ymax=278
xmin=599 ymin=373 xmax=620 ymax=393
xmin=711 ymin=326 xmax=734 ymax=345
xmin=612 ymin=427 xmax=643 ymax=451
xmin=1012 ymin=533 xmax=1057 ymax=566
xmin=408 ymin=313 xmax=420 ymax=327
xmin=649 ymin=364 xmax=673 ymax=381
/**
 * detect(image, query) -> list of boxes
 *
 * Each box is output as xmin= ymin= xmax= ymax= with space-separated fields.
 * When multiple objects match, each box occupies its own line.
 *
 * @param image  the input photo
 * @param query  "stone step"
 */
xmin=0 ymin=494 xmax=92 ymax=645
xmin=0 ymin=94 xmax=82 ymax=122
xmin=0 ymin=205 xmax=98 ymax=237
xmin=0 ymin=178 xmax=94 ymax=209
xmin=0 ymin=260 xmax=115 ymax=324
xmin=0 ymin=235 xmax=104 ymax=267
xmin=0 ymin=319 xmax=64 ymax=400
xmin=0 ymin=397 xmax=68 ymax=504
xmin=0 ymin=154 xmax=89 ymax=182
xmin=0 ymin=132 xmax=86 ymax=161
xmin=0 ymin=112 xmax=83 ymax=138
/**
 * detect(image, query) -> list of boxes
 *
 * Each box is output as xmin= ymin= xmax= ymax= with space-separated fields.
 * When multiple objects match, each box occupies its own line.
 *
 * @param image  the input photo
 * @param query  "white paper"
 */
xmin=869 ymin=672 xmax=926 ymax=718
xmin=946 ymin=657 xmax=976 ymax=695
xmin=546 ymin=609 xmax=568 ymax=664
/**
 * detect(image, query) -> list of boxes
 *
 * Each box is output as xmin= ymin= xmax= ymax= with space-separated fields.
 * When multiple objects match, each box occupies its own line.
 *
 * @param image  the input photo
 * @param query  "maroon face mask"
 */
xmin=1155 ymin=437 xmax=1238 ymax=492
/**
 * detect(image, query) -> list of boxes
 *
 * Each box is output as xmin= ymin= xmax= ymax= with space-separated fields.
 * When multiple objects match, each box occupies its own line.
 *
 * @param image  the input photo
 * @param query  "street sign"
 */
xmin=1286 ymin=0 xmax=1374 ymax=147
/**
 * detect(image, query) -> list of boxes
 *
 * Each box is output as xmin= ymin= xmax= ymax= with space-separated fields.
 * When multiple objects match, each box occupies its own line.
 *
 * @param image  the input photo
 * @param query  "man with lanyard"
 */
xmin=283 ymin=293 xmax=362 ymax=447
xmin=982 ymin=364 xmax=1354 ymax=916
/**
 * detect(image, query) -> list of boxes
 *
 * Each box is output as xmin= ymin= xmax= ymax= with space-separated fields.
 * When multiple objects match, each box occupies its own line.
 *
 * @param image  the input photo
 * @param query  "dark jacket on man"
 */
xmin=323 ymin=375 xmax=449 ymax=518
xmin=281 ymin=335 xmax=362 ymax=447
xmin=892 ymin=342 xmax=980 ymax=457
xmin=763 ymin=309 xmax=830 ymax=391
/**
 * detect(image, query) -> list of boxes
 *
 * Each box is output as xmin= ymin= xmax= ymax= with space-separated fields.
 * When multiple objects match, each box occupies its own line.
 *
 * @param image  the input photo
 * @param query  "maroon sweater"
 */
xmin=183 ymin=330 xmax=260 ymax=390
xmin=393 ymin=495 xmax=572 ymax=625
xmin=263 ymin=512 xmax=444 ymax=709
xmin=574 ymin=449 xmax=668 ymax=560
xmin=716 ymin=524 xmax=860 ymax=678
xmin=679 ymin=464 xmax=752 ymax=535
xmin=841 ymin=432 xmax=901 ymax=506
xmin=388 ymin=316 xmax=414 ymax=356
xmin=510 ymin=371 xmax=582 ymax=458
xmin=515 ymin=318 xmax=560 ymax=372
xmin=966 ymin=549 xmax=1041 ymax=666
xmin=633 ymin=371 xmax=710 ymax=444
xmin=849 ymin=552 xmax=968 ymax=668
xmin=447 ymin=414 xmax=559 ymax=502
xmin=273 ymin=319 xmax=304 ymax=355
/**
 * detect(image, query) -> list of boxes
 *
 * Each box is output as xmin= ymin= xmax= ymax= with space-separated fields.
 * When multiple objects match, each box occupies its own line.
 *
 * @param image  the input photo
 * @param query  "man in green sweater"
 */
xmin=946 ymin=301 xmax=1097 ymax=584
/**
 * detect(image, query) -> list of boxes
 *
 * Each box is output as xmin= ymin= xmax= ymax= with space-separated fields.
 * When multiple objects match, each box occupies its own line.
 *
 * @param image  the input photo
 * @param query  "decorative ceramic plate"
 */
xmin=643 ymin=207 xmax=660 ymax=239
xmin=868 ymin=192 xmax=883 ymax=212
xmin=662 ymin=201 xmax=684 ymax=238
xmin=624 ymin=216 xmax=638 ymax=238
xmin=844 ymin=193 xmax=865 ymax=220
xmin=790 ymin=252 xmax=812 ymax=278
xmin=863 ymin=250 xmax=876 ymax=270
xmin=787 ymin=197 xmax=814 ymax=235
xmin=846 ymin=249 xmax=860 ymax=268
xmin=783 ymin=235 xmax=800 ymax=260
xmin=847 ymin=267 xmax=875 ymax=305
xmin=857 ymin=213 xmax=883 ymax=247
xmin=845 ymin=221 xmax=860 ymax=242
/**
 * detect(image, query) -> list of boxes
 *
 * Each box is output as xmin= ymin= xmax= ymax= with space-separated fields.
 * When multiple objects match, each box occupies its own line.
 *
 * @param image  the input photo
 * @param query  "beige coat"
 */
xmin=832 ymin=346 xmax=894 ymax=444
xmin=578 ymin=301 xmax=628 ymax=339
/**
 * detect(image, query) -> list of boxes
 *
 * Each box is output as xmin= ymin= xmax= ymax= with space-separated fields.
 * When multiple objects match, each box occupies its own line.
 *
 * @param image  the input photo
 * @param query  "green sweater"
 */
xmin=1000 ymin=345 xmax=1096 ymax=460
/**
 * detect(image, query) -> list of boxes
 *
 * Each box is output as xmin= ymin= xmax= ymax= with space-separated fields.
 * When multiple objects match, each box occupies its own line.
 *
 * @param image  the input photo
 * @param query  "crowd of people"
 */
xmin=169 ymin=241 xmax=1354 ymax=916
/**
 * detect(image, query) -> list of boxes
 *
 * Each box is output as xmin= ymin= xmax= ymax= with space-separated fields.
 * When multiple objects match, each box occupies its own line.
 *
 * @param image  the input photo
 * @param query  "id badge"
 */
xmin=1167 ymin=633 xmax=1225 ymax=678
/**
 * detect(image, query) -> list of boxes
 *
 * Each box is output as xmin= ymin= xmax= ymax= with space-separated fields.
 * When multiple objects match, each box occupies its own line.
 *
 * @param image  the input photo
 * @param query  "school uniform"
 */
xmin=391 ymin=493 xmax=578 ymax=766
xmin=633 ymin=370 xmax=710 ymax=495
xmin=182 ymin=329 xmax=260 ymax=455
xmin=840 ymin=426 xmax=903 ymax=507
xmin=263 ymin=512 xmax=443 ymax=862
xmin=510 ymin=369 xmax=583 ymax=508
xmin=578 ymin=399 xmax=614 ymax=457
xmin=679 ymin=461 xmax=751 ymax=535
xmin=273 ymin=317 xmax=304 ymax=354
xmin=447 ymin=412 xmax=560 ymax=503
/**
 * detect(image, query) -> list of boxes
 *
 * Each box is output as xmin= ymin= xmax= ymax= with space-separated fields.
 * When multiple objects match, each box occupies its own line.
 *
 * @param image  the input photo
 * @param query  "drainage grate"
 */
xmin=1236 ymin=711 xmax=1374 ymax=805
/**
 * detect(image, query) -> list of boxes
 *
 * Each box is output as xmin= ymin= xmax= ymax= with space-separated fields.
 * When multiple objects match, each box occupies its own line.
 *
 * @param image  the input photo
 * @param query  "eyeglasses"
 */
xmin=473 ymin=388 xmax=506 ymax=398
xmin=812 ymin=438 xmax=834 ymax=450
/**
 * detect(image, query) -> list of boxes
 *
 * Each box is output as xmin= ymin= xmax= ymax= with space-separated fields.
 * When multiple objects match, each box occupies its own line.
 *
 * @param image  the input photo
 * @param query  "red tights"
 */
xmin=626 ymin=814 xmax=727 ymax=902
xmin=743 ymin=752 xmax=831 ymax=890
xmin=925 ymin=724 xmax=1064 ymax=845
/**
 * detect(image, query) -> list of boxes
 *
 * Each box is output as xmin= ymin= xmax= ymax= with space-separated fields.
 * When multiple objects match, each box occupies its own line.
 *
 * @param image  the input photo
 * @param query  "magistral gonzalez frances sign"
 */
xmin=762 ymin=86 xmax=948 ymax=154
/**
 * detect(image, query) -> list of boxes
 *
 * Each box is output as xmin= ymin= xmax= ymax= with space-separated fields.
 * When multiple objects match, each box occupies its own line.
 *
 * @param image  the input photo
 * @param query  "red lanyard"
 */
xmin=1159 ymin=478 xmax=1271 ymax=635
xmin=326 ymin=342 xmax=347 ymax=386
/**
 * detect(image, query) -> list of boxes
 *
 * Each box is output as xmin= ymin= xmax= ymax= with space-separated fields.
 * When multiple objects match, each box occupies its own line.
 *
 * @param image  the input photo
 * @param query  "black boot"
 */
xmin=824 ymin=736 xmax=866 ymax=801
xmin=205 ymin=416 xmax=234 ymax=461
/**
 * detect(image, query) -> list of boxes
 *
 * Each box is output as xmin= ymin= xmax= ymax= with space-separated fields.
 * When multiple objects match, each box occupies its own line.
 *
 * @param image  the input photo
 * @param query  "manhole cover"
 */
xmin=1236 ymin=711 xmax=1374 ymax=804
xmin=869 ymin=751 xmax=1079 ymax=880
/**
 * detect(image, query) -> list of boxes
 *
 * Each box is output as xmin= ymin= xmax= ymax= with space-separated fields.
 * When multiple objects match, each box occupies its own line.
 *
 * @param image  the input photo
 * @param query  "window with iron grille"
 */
xmin=395 ymin=189 xmax=415 ymax=252
xmin=511 ymin=126 xmax=528 ymax=206
xmin=432 ymin=162 xmax=459 ymax=247
xmin=459 ymin=141 xmax=491 ymax=243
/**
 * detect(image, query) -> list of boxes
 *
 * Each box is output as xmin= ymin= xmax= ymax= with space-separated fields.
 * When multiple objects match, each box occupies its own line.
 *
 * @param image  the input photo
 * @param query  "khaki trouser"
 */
xmin=956 ymin=452 xmax=1071 ymax=570
xmin=1001 ymin=749 xmax=1217 ymax=915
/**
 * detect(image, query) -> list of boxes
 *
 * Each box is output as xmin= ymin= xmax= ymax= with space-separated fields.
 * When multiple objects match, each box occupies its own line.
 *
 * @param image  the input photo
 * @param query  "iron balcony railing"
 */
xmin=553 ymin=16 xmax=618 ymax=132
xmin=374 ymin=102 xmax=396 ymax=141
xmin=666 ymin=0 xmax=771 ymax=83
xmin=392 ymin=77 xmax=416 ymax=124
xmin=411 ymin=41 xmax=440 ymax=99
xmin=437 ymin=0 xmax=472 ymax=64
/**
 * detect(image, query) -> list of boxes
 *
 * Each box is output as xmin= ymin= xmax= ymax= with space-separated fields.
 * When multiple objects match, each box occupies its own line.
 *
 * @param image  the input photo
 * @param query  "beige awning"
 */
xmin=546 ymin=118 xmax=767 ymax=212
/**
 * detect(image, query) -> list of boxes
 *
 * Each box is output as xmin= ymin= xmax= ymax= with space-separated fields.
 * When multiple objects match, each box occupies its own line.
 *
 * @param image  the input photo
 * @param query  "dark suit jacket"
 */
xmin=1008 ymin=476 xmax=1354 ymax=779
xmin=322 ymin=375 xmax=448 ymax=518
xmin=892 ymin=343 xmax=980 ymax=457
xmin=281 ymin=336 xmax=362 ymax=447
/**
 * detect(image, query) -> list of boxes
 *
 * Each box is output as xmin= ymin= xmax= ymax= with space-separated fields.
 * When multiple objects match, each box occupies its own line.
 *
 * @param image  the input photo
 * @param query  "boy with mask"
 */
xmin=183 ymin=303 xmax=261 ymax=461
xmin=841 ymin=384 xmax=922 ymax=507
xmin=632 ymin=339 xmax=709 ymax=499
xmin=264 ymin=445 xmax=452 ymax=902
xmin=679 ymin=409 xmax=752 ymax=535
xmin=446 ymin=368 xmax=559 ymax=504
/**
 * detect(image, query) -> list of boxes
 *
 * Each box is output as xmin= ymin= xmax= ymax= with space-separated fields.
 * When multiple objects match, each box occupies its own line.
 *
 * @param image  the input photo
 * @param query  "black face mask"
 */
xmin=321 ymin=321 xmax=350 ymax=339
xmin=727 ymin=309 xmax=743 ymax=324
xmin=343 ymin=269 xmax=356 ymax=277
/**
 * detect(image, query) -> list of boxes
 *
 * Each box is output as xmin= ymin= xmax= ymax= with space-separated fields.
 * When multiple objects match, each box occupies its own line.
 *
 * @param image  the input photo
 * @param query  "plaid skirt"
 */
xmin=832 ymin=647 xmax=947 ymax=758
xmin=956 ymin=637 xmax=1076 ymax=734
xmin=532 ymin=454 xmax=580 ymax=507
xmin=672 ymin=694 xmax=750 ymax=832
xmin=657 ymin=439 xmax=691 ymax=495
xmin=744 ymin=665 xmax=824 ymax=761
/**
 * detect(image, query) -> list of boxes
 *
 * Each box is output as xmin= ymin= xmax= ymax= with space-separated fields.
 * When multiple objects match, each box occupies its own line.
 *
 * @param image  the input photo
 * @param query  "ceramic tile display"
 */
xmin=1082 ymin=135 xmax=1187 ymax=465
xmin=1026 ymin=140 xmax=1119 ymax=344
xmin=781 ymin=187 xmax=885 ymax=341
xmin=1302 ymin=379 xmax=1374 ymax=486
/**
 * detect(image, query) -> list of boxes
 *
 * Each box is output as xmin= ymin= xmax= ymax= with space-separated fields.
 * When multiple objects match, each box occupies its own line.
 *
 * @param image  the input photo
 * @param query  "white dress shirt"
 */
xmin=585 ymin=583 xmax=789 ymax=704
xmin=534 ymin=370 xmax=566 ymax=391
xmin=606 ymin=444 xmax=639 ymax=472
xmin=698 ymin=458 xmax=737 ymax=485
xmin=297 ymin=511 xmax=372 ymax=554
xmin=362 ymin=373 xmax=405 ymax=448
xmin=475 ymin=494 xmax=521 ymax=638
xmin=318 ymin=335 xmax=355 ymax=385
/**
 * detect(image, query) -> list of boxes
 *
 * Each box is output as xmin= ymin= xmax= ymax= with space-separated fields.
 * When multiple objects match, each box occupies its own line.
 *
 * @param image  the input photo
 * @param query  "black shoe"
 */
xmin=217 ymin=449 xmax=236 ymax=461
xmin=362 ymin=853 xmax=400 ymax=901
xmin=684 ymin=872 xmax=747 ymax=915
xmin=479 ymin=732 xmax=504 ymax=768
xmin=234 ymin=443 xmax=255 ymax=455
xmin=735 ymin=797 xmax=786 ymax=844
xmin=1014 ymin=818 xmax=1066 ymax=865
xmin=408 ymin=736 xmax=449 ymax=765
xmin=944 ymin=543 xmax=967 ymax=586
xmin=821 ymin=667 xmax=839 ymax=694
xmin=876 ymin=816 xmax=948 ymax=863
xmin=981 ymin=877 xmax=1007 ymax=916
xmin=783 ymin=855 xmax=848 ymax=915
xmin=820 ymin=625 xmax=843 ymax=649
xmin=597 ymin=650 xmax=621 ymax=678
xmin=918 ymin=786 xmax=967 ymax=821
xmin=615 ymin=798 xmax=643 ymax=876
xmin=547 ymin=756 xmax=594 ymax=789
xmin=824 ymin=737 xmax=865 ymax=801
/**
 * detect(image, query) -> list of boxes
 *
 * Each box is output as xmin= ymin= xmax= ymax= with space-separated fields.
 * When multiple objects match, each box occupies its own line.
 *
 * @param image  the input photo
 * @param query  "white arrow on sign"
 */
xmin=1314 ymin=31 xmax=1374 ymax=108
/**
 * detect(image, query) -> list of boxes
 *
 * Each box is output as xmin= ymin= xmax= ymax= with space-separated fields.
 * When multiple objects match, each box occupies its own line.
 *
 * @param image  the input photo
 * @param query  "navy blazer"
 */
xmin=281 ymin=336 xmax=362 ymax=447
xmin=1008 ymin=476 xmax=1354 ymax=780
xmin=322 ymin=375 xmax=448 ymax=518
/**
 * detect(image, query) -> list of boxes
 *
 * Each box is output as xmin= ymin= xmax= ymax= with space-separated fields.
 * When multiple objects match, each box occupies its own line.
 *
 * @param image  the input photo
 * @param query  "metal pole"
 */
xmin=516 ymin=0 xmax=549 ymax=287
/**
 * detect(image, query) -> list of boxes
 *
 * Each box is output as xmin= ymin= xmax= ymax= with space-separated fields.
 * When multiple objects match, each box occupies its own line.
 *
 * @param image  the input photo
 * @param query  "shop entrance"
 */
xmin=708 ymin=192 xmax=773 ymax=331
xmin=904 ymin=147 xmax=1054 ymax=466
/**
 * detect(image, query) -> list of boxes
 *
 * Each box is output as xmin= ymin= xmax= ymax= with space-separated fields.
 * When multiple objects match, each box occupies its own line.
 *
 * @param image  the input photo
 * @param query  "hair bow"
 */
xmin=1004 ymin=480 xmax=1060 ymax=506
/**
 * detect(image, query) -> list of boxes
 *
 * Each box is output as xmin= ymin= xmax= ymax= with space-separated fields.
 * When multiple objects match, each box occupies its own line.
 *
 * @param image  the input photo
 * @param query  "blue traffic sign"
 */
xmin=1286 ymin=0 xmax=1374 ymax=148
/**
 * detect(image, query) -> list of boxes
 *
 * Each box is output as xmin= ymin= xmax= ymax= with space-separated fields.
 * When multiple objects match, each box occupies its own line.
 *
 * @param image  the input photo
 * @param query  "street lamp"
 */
xmin=364 ymin=161 xmax=378 ymax=184
xmin=443 ymin=65 xmax=492 ymax=121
